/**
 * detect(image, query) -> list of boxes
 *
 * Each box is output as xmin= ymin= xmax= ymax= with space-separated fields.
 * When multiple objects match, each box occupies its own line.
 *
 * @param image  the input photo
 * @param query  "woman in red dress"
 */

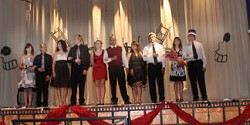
xmin=91 ymin=40 xmax=107 ymax=105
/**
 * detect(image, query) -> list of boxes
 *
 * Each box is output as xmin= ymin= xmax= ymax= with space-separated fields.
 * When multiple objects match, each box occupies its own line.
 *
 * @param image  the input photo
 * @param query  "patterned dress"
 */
xmin=18 ymin=57 xmax=36 ymax=88
xmin=170 ymin=50 xmax=186 ymax=81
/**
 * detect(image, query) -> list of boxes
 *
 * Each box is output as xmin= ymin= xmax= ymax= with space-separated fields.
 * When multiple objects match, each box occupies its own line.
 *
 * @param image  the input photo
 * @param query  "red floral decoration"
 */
xmin=71 ymin=106 xmax=109 ymax=125
xmin=40 ymin=105 xmax=69 ymax=125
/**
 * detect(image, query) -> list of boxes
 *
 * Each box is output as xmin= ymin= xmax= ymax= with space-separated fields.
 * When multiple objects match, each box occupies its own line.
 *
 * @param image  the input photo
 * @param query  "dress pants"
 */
xmin=108 ymin=66 xmax=130 ymax=103
xmin=148 ymin=63 xmax=165 ymax=102
xmin=187 ymin=60 xmax=208 ymax=101
xmin=36 ymin=74 xmax=49 ymax=107
xmin=70 ymin=68 xmax=86 ymax=105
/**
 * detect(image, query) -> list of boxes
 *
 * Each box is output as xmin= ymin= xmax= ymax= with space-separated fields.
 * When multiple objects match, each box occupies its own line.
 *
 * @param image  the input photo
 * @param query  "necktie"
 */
xmin=77 ymin=46 xmax=81 ymax=65
xmin=152 ymin=43 xmax=158 ymax=64
xmin=192 ymin=42 xmax=198 ymax=60
xmin=41 ymin=54 xmax=45 ymax=69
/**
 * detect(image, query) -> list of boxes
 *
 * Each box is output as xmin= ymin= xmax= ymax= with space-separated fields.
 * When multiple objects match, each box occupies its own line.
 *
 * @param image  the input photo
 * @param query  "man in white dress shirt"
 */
xmin=183 ymin=29 xmax=208 ymax=101
xmin=143 ymin=32 xmax=166 ymax=103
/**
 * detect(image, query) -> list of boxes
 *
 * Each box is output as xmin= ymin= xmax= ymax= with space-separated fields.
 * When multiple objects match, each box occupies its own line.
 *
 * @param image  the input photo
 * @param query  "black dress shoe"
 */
xmin=79 ymin=102 xmax=86 ymax=106
xmin=193 ymin=98 xmax=199 ymax=101
xmin=151 ymin=100 xmax=157 ymax=103
xmin=125 ymin=101 xmax=131 ymax=104
xmin=112 ymin=100 xmax=118 ymax=105
xmin=202 ymin=98 xmax=208 ymax=101
xmin=70 ymin=102 xmax=76 ymax=106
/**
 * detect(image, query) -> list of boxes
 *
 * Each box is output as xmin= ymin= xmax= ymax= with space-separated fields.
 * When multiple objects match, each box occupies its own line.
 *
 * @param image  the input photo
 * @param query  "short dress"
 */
xmin=18 ymin=57 xmax=36 ymax=89
xmin=92 ymin=50 xmax=107 ymax=80
xmin=127 ymin=53 xmax=147 ymax=86
xmin=169 ymin=50 xmax=186 ymax=81
xmin=51 ymin=53 xmax=70 ymax=87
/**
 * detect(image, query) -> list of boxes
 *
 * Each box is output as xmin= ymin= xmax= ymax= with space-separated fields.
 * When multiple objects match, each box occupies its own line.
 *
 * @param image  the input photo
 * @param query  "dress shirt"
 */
xmin=183 ymin=40 xmax=207 ymax=68
xmin=104 ymin=45 xmax=129 ymax=68
xmin=142 ymin=42 xmax=166 ymax=68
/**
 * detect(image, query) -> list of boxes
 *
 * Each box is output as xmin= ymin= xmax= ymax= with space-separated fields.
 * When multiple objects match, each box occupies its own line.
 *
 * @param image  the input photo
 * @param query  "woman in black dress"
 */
xmin=169 ymin=37 xmax=186 ymax=102
xmin=127 ymin=41 xmax=147 ymax=104
xmin=51 ymin=40 xmax=70 ymax=106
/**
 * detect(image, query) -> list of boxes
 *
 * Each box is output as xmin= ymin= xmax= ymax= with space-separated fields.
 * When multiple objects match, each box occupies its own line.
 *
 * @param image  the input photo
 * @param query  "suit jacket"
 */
xmin=33 ymin=53 xmax=53 ymax=77
xmin=68 ymin=44 xmax=90 ymax=71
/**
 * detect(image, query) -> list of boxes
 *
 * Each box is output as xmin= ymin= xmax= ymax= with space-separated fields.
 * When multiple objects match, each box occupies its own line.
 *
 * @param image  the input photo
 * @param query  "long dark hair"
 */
xmin=172 ymin=37 xmax=183 ymax=50
xmin=24 ymin=43 xmax=34 ymax=55
xmin=56 ymin=40 xmax=68 ymax=52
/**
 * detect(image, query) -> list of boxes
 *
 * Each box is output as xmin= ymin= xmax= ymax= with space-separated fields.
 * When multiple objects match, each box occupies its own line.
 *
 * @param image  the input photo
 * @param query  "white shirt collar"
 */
xmin=111 ymin=45 xmax=117 ymax=48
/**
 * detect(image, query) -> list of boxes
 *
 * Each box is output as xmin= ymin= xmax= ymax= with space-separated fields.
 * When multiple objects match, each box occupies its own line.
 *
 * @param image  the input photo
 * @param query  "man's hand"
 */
xmin=153 ymin=53 xmax=158 ymax=57
xmin=161 ymin=68 xmax=165 ymax=74
xmin=82 ymin=70 xmax=87 ymax=75
xmin=75 ymin=58 xmax=81 ymax=63
xmin=130 ymin=69 xmax=134 ymax=76
xmin=38 ymin=68 xmax=45 ymax=72
xmin=45 ymin=75 xmax=50 ymax=81
xmin=111 ymin=56 xmax=117 ymax=61
xmin=202 ymin=67 xmax=206 ymax=72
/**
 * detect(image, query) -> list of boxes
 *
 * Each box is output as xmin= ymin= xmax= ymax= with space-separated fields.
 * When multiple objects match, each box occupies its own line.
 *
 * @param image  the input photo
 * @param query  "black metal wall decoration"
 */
xmin=214 ymin=33 xmax=231 ymax=63
xmin=0 ymin=46 xmax=18 ymax=70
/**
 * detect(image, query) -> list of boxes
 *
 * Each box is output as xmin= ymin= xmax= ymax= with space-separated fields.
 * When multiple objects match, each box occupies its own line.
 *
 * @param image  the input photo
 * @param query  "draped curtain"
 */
xmin=0 ymin=0 xmax=249 ymax=107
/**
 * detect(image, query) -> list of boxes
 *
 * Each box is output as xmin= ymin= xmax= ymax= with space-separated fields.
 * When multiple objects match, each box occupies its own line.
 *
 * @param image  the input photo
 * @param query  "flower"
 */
xmin=165 ymin=50 xmax=178 ymax=59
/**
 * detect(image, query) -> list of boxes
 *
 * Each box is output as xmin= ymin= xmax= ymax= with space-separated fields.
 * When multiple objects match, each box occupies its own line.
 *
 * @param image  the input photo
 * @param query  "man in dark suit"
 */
xmin=33 ymin=43 xmax=53 ymax=107
xmin=68 ymin=34 xmax=90 ymax=105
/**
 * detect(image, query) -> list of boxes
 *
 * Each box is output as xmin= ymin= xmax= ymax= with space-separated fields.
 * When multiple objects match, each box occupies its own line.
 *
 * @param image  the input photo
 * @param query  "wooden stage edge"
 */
xmin=1 ymin=99 xmax=250 ymax=125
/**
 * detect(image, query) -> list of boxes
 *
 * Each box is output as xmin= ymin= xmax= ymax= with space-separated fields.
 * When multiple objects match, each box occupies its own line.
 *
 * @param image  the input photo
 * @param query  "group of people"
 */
xmin=17 ymin=28 xmax=208 ymax=108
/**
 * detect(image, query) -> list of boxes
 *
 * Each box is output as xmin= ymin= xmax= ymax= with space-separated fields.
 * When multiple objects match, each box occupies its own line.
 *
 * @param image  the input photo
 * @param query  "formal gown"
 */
xmin=51 ymin=53 xmax=70 ymax=87
xmin=18 ymin=57 xmax=36 ymax=89
xmin=92 ymin=50 xmax=107 ymax=80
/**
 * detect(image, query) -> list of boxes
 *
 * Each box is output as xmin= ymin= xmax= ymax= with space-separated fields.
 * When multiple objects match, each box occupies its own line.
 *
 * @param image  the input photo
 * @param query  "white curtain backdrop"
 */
xmin=0 ymin=0 xmax=249 ymax=107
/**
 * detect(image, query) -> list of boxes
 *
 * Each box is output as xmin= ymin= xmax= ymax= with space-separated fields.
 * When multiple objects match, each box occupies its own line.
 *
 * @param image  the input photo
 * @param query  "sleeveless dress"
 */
xmin=127 ymin=53 xmax=147 ymax=86
xmin=92 ymin=50 xmax=107 ymax=80
xmin=170 ymin=49 xmax=186 ymax=81
xmin=18 ymin=57 xmax=36 ymax=88
xmin=51 ymin=53 xmax=70 ymax=87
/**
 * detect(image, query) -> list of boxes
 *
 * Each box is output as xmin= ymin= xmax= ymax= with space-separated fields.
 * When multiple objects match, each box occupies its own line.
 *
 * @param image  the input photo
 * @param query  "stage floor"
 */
xmin=1 ymin=99 xmax=250 ymax=125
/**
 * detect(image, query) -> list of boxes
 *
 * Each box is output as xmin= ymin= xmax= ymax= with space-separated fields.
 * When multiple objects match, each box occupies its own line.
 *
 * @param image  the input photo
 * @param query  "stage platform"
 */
xmin=1 ymin=99 xmax=250 ymax=125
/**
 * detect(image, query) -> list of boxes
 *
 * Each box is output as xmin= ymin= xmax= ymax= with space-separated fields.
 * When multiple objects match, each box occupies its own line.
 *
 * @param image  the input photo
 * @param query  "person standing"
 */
xmin=127 ymin=41 xmax=147 ymax=104
xmin=18 ymin=43 xmax=36 ymax=108
xmin=33 ymin=43 xmax=52 ymax=107
xmin=183 ymin=29 xmax=208 ymax=101
xmin=68 ymin=34 xmax=90 ymax=105
xmin=51 ymin=40 xmax=70 ymax=106
xmin=143 ymin=32 xmax=166 ymax=103
xmin=169 ymin=37 xmax=186 ymax=102
xmin=105 ymin=35 xmax=131 ymax=104
xmin=91 ymin=40 xmax=107 ymax=105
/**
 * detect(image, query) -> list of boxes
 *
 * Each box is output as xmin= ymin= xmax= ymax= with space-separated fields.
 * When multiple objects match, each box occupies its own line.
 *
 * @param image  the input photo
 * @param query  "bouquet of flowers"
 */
xmin=165 ymin=49 xmax=186 ymax=67
xmin=165 ymin=49 xmax=178 ymax=59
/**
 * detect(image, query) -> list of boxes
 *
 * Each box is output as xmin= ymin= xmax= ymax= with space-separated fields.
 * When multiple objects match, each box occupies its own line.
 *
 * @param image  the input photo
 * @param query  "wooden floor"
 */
xmin=1 ymin=99 xmax=250 ymax=125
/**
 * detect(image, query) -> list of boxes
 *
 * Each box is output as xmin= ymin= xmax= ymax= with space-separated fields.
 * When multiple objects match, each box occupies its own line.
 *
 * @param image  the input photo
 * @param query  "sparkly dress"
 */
xmin=127 ymin=53 xmax=147 ymax=86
